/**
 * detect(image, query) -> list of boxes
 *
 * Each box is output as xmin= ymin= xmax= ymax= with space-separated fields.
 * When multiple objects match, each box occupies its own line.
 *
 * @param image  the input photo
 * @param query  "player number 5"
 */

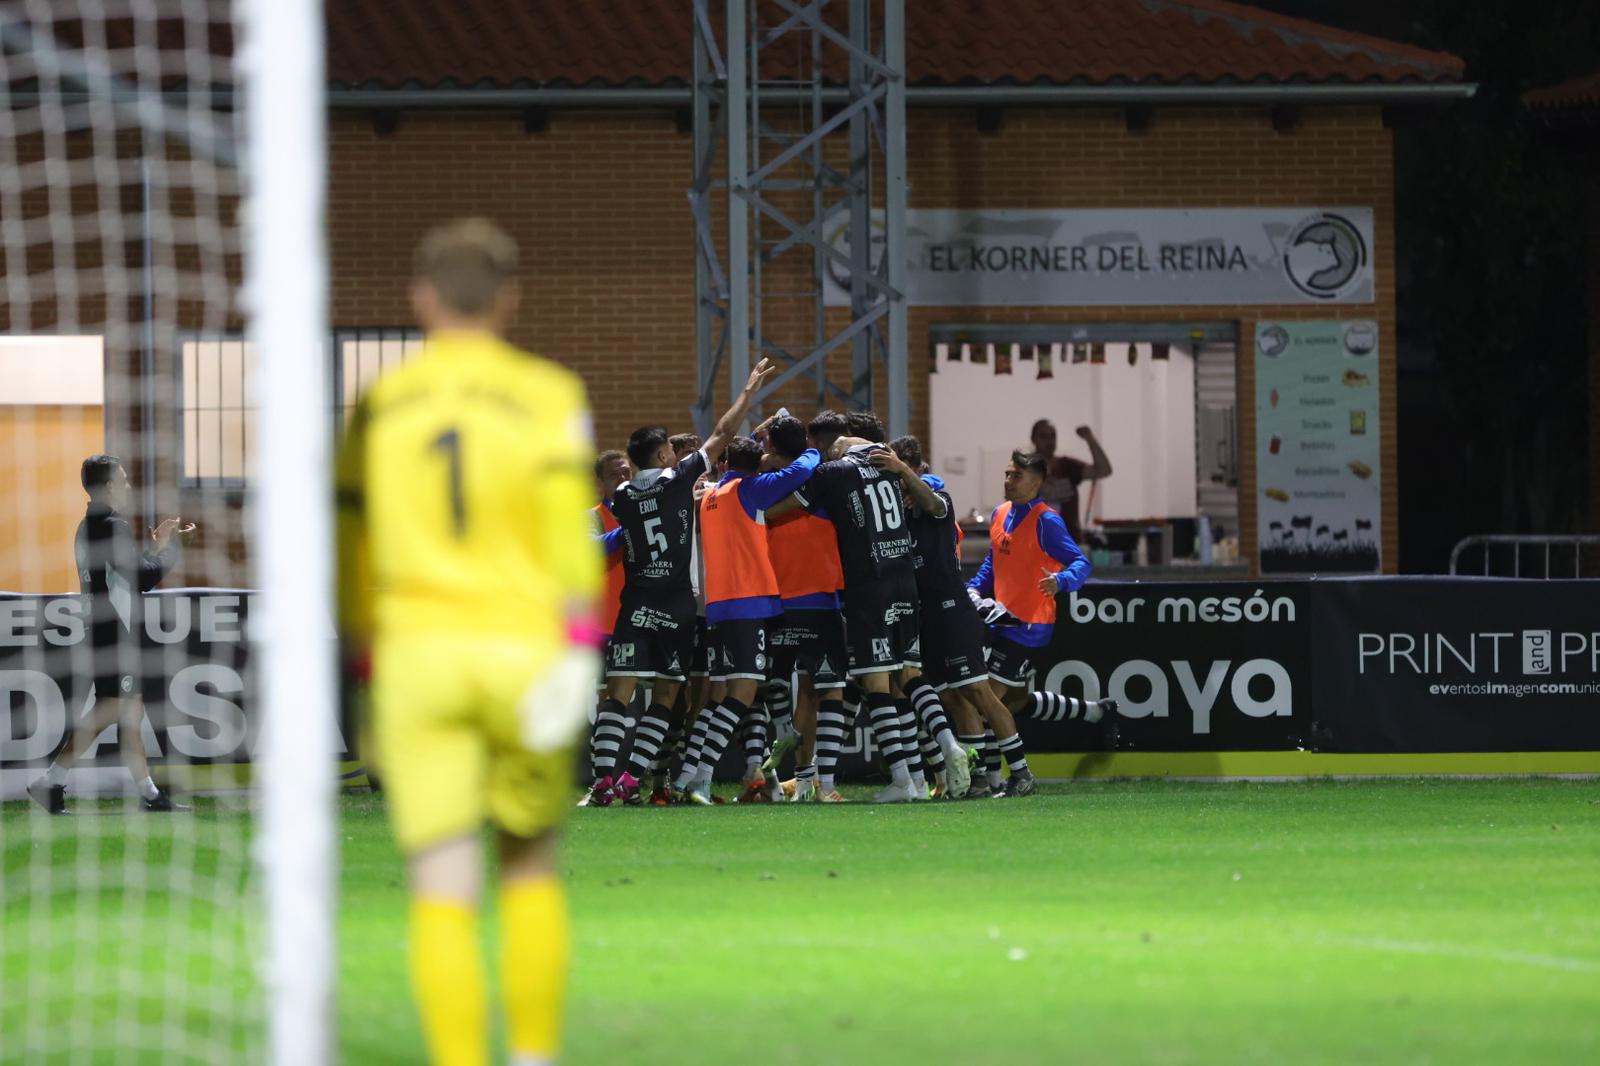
xmin=643 ymin=516 xmax=668 ymax=560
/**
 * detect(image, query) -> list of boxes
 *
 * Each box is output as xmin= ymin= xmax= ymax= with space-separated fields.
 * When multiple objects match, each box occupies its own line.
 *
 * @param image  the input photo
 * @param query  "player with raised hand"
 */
xmin=590 ymin=357 xmax=778 ymax=806
xmin=967 ymin=450 xmax=1117 ymax=797
xmin=27 ymin=456 xmax=193 ymax=814
xmin=336 ymin=218 xmax=602 ymax=1066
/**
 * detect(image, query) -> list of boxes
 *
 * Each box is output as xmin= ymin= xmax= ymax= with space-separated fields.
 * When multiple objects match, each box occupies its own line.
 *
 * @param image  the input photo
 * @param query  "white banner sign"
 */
xmin=823 ymin=208 xmax=1375 ymax=306
xmin=1254 ymin=320 xmax=1382 ymax=574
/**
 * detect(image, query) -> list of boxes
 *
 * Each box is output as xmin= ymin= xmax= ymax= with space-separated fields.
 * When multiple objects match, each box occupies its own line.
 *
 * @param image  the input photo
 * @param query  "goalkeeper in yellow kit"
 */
xmin=337 ymin=218 xmax=602 ymax=1066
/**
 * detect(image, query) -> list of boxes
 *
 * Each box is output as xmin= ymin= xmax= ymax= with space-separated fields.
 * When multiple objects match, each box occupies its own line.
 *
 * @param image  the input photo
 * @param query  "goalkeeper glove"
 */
xmin=518 ymin=617 xmax=606 ymax=754
xmin=519 ymin=646 xmax=602 ymax=754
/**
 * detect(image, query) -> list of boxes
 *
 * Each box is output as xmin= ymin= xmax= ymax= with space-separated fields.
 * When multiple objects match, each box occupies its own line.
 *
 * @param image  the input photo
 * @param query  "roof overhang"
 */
xmin=325 ymin=82 xmax=1476 ymax=110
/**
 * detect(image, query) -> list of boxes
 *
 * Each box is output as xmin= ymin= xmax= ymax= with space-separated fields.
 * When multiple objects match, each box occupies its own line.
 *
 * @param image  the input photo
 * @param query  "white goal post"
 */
xmin=0 ymin=1 xmax=335 ymax=1061
xmin=240 ymin=0 xmax=336 ymax=1063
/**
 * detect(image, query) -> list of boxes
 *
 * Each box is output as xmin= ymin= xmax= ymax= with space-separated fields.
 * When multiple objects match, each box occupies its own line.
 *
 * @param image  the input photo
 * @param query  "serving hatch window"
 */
xmin=928 ymin=330 xmax=1239 ymax=560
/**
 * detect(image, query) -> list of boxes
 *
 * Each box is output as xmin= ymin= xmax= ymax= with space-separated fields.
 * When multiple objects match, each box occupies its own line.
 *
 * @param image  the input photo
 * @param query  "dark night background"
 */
xmin=1252 ymin=0 xmax=1600 ymax=571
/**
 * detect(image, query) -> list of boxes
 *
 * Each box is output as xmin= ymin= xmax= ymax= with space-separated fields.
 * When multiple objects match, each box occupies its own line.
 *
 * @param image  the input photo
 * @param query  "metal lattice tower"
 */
xmin=690 ymin=0 xmax=907 ymax=435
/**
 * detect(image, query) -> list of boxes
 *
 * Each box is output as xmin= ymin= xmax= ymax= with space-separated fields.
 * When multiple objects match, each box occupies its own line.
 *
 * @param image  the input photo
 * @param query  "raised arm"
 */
xmin=136 ymin=517 xmax=187 ymax=591
xmin=1075 ymin=425 xmax=1112 ymax=480
xmin=703 ymin=358 xmax=778 ymax=462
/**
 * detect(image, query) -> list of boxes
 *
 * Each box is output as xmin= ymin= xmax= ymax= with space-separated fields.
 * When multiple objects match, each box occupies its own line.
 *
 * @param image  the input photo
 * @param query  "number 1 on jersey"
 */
xmin=430 ymin=427 xmax=467 ymax=535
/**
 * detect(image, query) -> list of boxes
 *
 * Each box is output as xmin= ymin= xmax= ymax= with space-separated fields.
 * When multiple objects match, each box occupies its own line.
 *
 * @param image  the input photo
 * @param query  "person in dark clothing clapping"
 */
xmin=27 ymin=455 xmax=194 ymax=814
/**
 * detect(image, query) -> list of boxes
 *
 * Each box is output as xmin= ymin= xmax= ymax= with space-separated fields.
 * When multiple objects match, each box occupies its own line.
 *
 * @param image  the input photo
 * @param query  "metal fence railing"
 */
xmin=1448 ymin=535 xmax=1600 ymax=578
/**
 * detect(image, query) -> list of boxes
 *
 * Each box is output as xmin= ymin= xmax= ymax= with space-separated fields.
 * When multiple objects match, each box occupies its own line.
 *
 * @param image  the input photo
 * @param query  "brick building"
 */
xmin=2 ymin=0 xmax=1472 ymax=589
xmin=312 ymin=0 xmax=1466 ymax=581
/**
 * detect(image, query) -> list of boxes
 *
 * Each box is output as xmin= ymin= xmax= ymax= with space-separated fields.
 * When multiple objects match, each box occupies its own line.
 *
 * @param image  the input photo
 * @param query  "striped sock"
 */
xmin=842 ymin=681 xmax=862 ymax=722
xmin=895 ymin=699 xmax=926 ymax=782
xmin=795 ymin=763 xmax=817 ymax=788
xmin=763 ymin=677 xmax=794 ymax=736
xmin=917 ymin=722 xmax=945 ymax=776
xmin=693 ymin=698 xmax=747 ymax=787
xmin=982 ymin=727 xmax=1003 ymax=788
xmin=589 ymin=698 xmax=628 ymax=779
xmin=866 ymin=692 xmax=910 ymax=785
xmin=815 ymin=699 xmax=847 ymax=793
xmin=650 ymin=719 xmax=686 ymax=786
xmin=674 ymin=703 xmax=718 ymax=790
xmin=998 ymin=731 xmax=1029 ymax=775
xmin=624 ymin=703 xmax=674 ymax=779
xmin=741 ymin=709 xmax=769 ymax=773
xmin=1028 ymin=691 xmax=1094 ymax=722
xmin=907 ymin=679 xmax=962 ymax=762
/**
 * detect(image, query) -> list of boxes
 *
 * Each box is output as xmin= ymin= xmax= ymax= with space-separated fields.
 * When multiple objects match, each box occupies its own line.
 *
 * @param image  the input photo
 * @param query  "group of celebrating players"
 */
xmin=583 ymin=359 xmax=1118 ymax=807
xmin=20 ymin=218 xmax=1120 ymax=1066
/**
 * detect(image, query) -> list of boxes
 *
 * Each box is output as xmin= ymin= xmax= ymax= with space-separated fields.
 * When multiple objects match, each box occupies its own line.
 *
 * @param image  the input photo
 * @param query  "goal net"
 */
xmin=0 ymin=2 xmax=332 ymax=1063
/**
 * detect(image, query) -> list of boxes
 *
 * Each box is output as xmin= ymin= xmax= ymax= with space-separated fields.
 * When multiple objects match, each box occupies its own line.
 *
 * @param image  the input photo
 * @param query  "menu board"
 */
xmin=1255 ymin=320 xmax=1381 ymax=573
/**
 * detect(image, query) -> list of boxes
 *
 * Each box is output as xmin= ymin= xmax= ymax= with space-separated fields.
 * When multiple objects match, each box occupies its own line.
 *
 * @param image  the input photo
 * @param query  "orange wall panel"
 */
xmin=0 ymin=405 xmax=104 ymax=593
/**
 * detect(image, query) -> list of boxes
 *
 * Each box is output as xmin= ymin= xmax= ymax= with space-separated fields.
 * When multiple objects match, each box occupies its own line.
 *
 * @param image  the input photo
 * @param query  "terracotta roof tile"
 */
xmin=325 ymin=0 xmax=1465 ymax=90
xmin=1524 ymin=71 xmax=1600 ymax=111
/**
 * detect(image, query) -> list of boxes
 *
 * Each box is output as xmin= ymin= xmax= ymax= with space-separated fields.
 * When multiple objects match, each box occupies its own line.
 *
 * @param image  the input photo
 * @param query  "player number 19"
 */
xmin=864 ymin=479 xmax=902 ymax=532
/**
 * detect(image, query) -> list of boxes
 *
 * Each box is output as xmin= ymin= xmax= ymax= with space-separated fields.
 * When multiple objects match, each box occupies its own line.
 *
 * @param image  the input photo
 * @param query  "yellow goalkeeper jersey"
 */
xmin=336 ymin=330 xmax=600 ymax=643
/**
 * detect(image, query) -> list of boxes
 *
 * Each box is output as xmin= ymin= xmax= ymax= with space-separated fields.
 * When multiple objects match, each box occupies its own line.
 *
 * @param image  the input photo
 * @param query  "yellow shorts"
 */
xmin=371 ymin=633 xmax=575 ymax=855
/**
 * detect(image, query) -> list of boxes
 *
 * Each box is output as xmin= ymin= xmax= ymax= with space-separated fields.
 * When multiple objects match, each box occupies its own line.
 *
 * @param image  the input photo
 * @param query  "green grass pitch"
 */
xmin=7 ymin=778 xmax=1600 ymax=1064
